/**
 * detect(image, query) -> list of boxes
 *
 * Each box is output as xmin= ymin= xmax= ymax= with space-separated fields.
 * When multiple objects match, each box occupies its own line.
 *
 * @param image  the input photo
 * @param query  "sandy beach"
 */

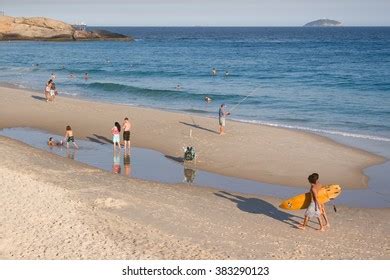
xmin=0 ymin=86 xmax=384 ymax=188
xmin=0 ymin=136 xmax=389 ymax=259
xmin=0 ymin=86 xmax=389 ymax=260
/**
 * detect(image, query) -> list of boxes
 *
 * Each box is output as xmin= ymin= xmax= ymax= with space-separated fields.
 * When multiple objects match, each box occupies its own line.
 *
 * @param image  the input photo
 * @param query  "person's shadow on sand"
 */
xmin=87 ymin=134 xmax=113 ymax=144
xmin=179 ymin=121 xmax=218 ymax=134
xmin=165 ymin=155 xmax=184 ymax=163
xmin=31 ymin=95 xmax=46 ymax=101
xmin=214 ymin=191 xmax=302 ymax=227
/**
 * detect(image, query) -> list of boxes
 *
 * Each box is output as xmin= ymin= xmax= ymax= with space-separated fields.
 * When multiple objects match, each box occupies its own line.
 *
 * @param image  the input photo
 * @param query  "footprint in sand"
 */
xmin=93 ymin=198 xmax=128 ymax=209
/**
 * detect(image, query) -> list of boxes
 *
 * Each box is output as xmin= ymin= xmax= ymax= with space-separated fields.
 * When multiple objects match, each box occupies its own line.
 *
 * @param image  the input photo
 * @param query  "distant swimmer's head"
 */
xmin=66 ymin=125 xmax=72 ymax=131
xmin=308 ymin=173 xmax=319 ymax=184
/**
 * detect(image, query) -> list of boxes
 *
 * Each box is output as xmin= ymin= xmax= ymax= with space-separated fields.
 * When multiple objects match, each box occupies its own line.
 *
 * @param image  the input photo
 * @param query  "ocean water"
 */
xmin=0 ymin=27 xmax=389 ymax=143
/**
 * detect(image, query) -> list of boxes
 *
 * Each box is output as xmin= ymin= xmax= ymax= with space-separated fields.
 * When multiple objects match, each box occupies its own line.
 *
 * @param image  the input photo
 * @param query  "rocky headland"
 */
xmin=0 ymin=15 xmax=130 ymax=41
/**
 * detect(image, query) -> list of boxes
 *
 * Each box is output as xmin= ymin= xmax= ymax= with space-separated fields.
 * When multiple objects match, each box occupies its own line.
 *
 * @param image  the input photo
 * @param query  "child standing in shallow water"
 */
xmin=112 ymin=122 xmax=121 ymax=150
xmin=298 ymin=173 xmax=326 ymax=231
xmin=64 ymin=125 xmax=79 ymax=149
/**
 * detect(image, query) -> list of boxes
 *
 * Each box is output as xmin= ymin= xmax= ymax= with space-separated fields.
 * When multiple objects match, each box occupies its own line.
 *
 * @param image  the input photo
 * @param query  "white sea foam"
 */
xmin=234 ymin=118 xmax=390 ymax=142
xmin=60 ymin=91 xmax=79 ymax=96
xmin=16 ymin=84 xmax=27 ymax=89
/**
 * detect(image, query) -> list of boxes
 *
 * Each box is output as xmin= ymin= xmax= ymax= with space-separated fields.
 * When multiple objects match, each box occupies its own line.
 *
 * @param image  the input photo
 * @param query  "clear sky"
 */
xmin=1 ymin=0 xmax=389 ymax=26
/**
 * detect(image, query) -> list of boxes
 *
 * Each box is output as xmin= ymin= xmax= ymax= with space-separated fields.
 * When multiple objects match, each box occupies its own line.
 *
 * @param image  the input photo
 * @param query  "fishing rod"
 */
xmin=229 ymin=86 xmax=262 ymax=113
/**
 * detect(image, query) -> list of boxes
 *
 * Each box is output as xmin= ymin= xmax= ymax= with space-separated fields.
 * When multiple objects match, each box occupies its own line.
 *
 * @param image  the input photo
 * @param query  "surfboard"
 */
xmin=279 ymin=184 xmax=342 ymax=210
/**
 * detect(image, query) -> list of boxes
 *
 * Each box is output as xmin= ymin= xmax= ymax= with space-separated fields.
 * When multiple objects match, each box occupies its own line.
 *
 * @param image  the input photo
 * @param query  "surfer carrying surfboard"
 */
xmin=298 ymin=173 xmax=327 ymax=231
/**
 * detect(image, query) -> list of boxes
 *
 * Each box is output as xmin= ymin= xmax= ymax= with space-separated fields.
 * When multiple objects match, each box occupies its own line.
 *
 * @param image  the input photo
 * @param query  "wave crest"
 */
xmin=235 ymin=119 xmax=390 ymax=142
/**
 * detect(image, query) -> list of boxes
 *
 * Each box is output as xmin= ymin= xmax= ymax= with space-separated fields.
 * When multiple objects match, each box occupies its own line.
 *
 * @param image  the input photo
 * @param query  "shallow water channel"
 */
xmin=1 ymin=127 xmax=389 ymax=208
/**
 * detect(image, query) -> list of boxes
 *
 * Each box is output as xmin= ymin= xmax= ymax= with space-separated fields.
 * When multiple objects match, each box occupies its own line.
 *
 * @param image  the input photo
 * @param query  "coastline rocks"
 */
xmin=304 ymin=19 xmax=342 ymax=27
xmin=0 ymin=15 xmax=130 ymax=41
xmin=73 ymin=29 xmax=129 ymax=41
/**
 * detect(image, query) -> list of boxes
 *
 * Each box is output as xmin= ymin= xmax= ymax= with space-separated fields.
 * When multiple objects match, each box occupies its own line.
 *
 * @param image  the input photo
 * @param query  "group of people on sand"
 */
xmin=44 ymin=72 xmax=90 ymax=101
xmin=110 ymin=118 xmax=132 ymax=176
xmin=48 ymin=117 xmax=132 ymax=152
xmin=111 ymin=117 xmax=132 ymax=152
xmin=111 ymin=117 xmax=132 ymax=176
xmin=44 ymin=78 xmax=57 ymax=102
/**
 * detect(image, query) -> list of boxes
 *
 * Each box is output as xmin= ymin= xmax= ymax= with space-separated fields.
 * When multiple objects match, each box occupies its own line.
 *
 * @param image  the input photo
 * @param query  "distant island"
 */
xmin=0 ymin=15 xmax=131 ymax=41
xmin=304 ymin=19 xmax=342 ymax=27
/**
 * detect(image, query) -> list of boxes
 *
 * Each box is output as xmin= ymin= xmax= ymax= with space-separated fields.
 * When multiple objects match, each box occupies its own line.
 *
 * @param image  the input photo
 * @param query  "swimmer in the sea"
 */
xmin=204 ymin=96 xmax=212 ymax=103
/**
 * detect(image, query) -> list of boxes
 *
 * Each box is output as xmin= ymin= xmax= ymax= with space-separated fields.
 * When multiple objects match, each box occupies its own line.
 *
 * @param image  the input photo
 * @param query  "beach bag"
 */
xmin=184 ymin=146 xmax=196 ymax=161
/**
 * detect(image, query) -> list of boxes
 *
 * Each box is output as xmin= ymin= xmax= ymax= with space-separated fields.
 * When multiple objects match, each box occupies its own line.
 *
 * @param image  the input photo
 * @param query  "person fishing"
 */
xmin=218 ymin=104 xmax=230 ymax=135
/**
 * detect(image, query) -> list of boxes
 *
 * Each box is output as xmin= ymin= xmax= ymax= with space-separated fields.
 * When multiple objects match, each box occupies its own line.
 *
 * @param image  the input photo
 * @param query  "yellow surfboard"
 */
xmin=279 ymin=184 xmax=342 ymax=210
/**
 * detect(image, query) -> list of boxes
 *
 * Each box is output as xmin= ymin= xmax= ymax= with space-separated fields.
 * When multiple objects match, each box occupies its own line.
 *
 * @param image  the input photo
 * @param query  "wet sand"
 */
xmin=0 ymin=86 xmax=385 ymax=188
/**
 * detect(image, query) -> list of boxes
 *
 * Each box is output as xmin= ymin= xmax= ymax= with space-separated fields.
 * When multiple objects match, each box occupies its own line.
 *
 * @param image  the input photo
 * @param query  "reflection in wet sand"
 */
xmin=66 ymin=149 xmax=76 ymax=160
xmin=112 ymin=151 xmax=121 ymax=174
xmin=184 ymin=168 xmax=196 ymax=184
xmin=124 ymin=153 xmax=131 ymax=177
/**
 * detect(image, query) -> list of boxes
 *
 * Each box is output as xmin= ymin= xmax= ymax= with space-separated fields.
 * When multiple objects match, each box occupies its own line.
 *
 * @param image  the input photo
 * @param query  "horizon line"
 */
xmin=89 ymin=25 xmax=390 ymax=28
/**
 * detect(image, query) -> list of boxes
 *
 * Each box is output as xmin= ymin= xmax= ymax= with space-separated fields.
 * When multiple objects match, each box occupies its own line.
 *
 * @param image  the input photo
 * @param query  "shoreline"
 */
xmin=3 ymin=82 xmax=389 ymax=144
xmin=0 ymin=85 xmax=385 ymax=188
